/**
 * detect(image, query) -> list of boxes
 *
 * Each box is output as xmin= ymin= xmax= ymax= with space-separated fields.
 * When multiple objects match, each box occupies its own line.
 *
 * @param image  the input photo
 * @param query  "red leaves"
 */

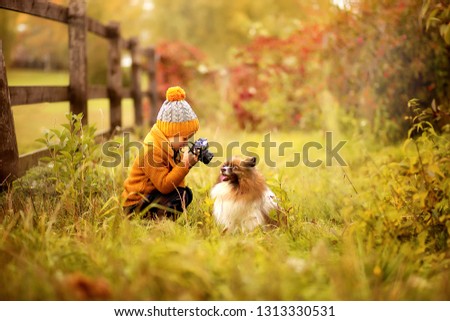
xmin=229 ymin=25 xmax=326 ymax=129
xmin=155 ymin=41 xmax=206 ymax=101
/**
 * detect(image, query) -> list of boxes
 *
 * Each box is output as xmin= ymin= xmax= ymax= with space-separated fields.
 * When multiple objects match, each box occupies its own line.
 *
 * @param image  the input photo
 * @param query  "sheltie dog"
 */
xmin=210 ymin=156 xmax=279 ymax=233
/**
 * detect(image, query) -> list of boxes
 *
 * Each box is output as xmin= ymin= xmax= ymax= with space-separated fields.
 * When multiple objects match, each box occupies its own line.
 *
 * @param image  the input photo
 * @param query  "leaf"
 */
xmin=50 ymin=128 xmax=61 ymax=137
xmin=445 ymin=23 xmax=450 ymax=45
xmin=60 ymin=151 xmax=72 ymax=160
xmin=35 ymin=138 xmax=47 ymax=146
xmin=420 ymin=0 xmax=431 ymax=19
xmin=402 ymin=137 xmax=414 ymax=152
xmin=39 ymin=156 xmax=53 ymax=163
xmin=431 ymin=99 xmax=437 ymax=112
xmin=426 ymin=17 xmax=442 ymax=31
xmin=439 ymin=24 xmax=447 ymax=37
xmin=407 ymin=127 xmax=416 ymax=139
xmin=430 ymin=164 xmax=445 ymax=178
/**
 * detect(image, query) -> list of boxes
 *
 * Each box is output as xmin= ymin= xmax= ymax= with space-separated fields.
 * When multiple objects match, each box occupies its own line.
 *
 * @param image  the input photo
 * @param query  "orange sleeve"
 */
xmin=142 ymin=153 xmax=190 ymax=194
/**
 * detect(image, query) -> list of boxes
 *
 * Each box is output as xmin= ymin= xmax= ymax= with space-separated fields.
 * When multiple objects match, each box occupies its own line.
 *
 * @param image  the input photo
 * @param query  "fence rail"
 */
xmin=0 ymin=0 xmax=159 ymax=187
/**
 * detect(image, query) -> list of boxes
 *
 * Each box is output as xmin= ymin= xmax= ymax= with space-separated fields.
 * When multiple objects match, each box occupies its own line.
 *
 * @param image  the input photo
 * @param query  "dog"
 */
xmin=210 ymin=156 xmax=279 ymax=233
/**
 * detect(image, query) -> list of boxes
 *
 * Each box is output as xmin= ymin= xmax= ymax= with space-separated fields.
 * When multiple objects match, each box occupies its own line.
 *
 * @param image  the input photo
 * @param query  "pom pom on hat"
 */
xmin=166 ymin=86 xmax=186 ymax=102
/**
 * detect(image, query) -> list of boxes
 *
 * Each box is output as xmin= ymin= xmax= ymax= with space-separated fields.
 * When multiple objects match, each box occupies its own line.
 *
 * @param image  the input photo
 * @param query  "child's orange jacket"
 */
xmin=122 ymin=125 xmax=189 ymax=207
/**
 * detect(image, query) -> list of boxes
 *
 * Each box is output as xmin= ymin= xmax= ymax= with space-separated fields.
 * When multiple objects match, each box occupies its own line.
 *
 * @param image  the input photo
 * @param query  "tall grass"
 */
xmin=1 ymin=113 xmax=449 ymax=300
xmin=1 ymin=70 xmax=449 ymax=300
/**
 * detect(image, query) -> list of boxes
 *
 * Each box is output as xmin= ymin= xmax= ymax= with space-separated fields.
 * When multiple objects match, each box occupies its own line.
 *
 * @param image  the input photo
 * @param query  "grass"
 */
xmin=0 ymin=70 xmax=449 ymax=301
xmin=1 ymin=123 xmax=449 ymax=300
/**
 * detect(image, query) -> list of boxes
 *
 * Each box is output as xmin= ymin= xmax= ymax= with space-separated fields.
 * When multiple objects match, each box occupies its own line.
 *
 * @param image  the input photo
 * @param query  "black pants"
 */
xmin=124 ymin=187 xmax=193 ymax=219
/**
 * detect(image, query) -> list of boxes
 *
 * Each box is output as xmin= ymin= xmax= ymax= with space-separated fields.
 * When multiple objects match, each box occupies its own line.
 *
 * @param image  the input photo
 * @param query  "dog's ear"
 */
xmin=242 ymin=156 xmax=257 ymax=167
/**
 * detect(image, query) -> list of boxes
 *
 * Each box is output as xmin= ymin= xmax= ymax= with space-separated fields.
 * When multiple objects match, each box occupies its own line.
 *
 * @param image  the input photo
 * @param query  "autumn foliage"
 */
xmin=228 ymin=25 xmax=326 ymax=130
xmin=155 ymin=41 xmax=206 ymax=102
xmin=225 ymin=1 xmax=450 ymax=136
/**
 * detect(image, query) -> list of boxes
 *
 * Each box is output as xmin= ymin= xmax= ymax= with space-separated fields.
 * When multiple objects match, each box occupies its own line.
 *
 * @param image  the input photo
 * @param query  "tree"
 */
xmin=147 ymin=0 xmax=334 ymax=62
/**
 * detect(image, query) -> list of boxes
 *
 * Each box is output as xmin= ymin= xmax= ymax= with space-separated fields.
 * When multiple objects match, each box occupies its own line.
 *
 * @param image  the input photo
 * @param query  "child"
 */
xmin=122 ymin=86 xmax=199 ymax=218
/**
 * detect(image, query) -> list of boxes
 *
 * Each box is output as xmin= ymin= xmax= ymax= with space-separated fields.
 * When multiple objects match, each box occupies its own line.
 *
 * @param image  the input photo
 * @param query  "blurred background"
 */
xmin=1 ymin=0 xmax=449 ymax=152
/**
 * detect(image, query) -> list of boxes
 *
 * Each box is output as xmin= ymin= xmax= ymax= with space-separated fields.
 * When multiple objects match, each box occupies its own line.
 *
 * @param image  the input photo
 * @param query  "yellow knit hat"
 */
xmin=156 ymin=86 xmax=200 ymax=138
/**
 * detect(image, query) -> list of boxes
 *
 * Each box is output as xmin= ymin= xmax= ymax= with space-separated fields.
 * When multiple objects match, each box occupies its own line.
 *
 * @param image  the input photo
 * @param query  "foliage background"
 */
xmin=1 ymin=0 xmax=449 ymax=138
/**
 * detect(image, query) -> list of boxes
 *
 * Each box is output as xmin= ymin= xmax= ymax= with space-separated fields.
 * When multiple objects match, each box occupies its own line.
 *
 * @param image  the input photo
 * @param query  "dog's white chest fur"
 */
xmin=210 ymin=182 xmax=277 ymax=232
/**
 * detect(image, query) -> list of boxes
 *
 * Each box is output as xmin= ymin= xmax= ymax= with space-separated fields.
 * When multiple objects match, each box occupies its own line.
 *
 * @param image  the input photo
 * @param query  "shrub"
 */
xmin=228 ymin=25 xmax=326 ymax=130
xmin=156 ymin=41 xmax=206 ymax=101
xmin=325 ymin=0 xmax=450 ymax=140
xmin=13 ymin=113 xmax=114 ymax=217
xmin=353 ymin=100 xmax=450 ymax=256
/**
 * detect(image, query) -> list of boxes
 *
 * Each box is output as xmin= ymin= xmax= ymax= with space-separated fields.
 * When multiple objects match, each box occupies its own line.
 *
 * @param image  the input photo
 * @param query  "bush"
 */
xmin=325 ymin=0 xmax=450 ymax=140
xmin=156 ymin=41 xmax=206 ymax=100
xmin=13 ymin=113 xmax=116 ymax=217
xmin=228 ymin=25 xmax=326 ymax=130
xmin=351 ymin=101 xmax=450 ymax=256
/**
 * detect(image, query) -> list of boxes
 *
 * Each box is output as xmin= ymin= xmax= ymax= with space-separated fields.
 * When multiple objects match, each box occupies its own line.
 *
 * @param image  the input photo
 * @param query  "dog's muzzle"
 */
xmin=220 ymin=166 xmax=232 ymax=181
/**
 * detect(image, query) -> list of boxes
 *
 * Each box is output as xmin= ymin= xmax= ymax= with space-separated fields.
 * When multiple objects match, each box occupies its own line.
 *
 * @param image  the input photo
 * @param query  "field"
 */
xmin=0 ymin=71 xmax=449 ymax=301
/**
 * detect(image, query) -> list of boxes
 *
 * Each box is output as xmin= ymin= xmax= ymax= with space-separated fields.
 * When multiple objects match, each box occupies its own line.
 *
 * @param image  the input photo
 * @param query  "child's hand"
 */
xmin=182 ymin=149 xmax=198 ymax=168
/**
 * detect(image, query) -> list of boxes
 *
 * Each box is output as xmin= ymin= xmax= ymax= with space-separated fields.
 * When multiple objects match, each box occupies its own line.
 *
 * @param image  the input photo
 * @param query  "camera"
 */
xmin=189 ymin=138 xmax=214 ymax=164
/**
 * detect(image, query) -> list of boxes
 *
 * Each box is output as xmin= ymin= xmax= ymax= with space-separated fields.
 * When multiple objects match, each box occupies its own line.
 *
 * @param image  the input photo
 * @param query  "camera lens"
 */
xmin=191 ymin=138 xmax=214 ymax=164
xmin=201 ymin=151 xmax=214 ymax=164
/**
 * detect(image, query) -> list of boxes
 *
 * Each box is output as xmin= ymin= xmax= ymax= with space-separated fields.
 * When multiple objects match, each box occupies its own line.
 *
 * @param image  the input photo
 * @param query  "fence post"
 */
xmin=146 ymin=47 xmax=159 ymax=125
xmin=107 ymin=21 xmax=122 ymax=133
xmin=68 ymin=0 xmax=88 ymax=125
xmin=129 ymin=37 xmax=142 ymax=126
xmin=0 ymin=40 xmax=19 ymax=188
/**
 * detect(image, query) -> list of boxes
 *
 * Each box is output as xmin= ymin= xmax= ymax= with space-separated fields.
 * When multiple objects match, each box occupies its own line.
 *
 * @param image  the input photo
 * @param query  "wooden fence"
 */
xmin=0 ymin=0 xmax=159 ymax=186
